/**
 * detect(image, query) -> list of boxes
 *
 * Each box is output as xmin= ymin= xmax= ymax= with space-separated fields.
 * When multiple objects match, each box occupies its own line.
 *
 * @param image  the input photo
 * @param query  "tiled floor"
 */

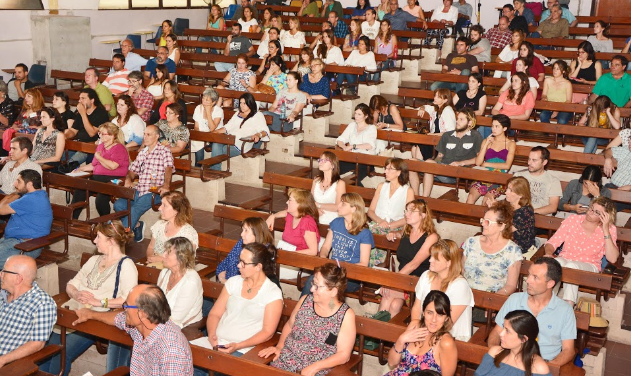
xmin=604 ymin=341 xmax=631 ymax=376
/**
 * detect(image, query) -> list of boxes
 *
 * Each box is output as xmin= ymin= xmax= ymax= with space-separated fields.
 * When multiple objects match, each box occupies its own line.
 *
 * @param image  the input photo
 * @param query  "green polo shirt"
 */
xmin=592 ymin=72 xmax=631 ymax=108
xmin=86 ymin=83 xmax=116 ymax=118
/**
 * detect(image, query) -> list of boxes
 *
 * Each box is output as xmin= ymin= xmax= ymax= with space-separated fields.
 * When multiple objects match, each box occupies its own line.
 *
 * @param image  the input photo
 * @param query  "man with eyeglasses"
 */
xmin=514 ymin=146 xmax=562 ymax=215
xmin=0 ymin=255 xmax=56 ymax=368
xmin=0 ymin=170 xmax=52 ymax=268
xmin=73 ymin=284 xmax=193 ymax=375
xmin=119 ymin=38 xmax=148 ymax=72
xmin=126 ymin=70 xmax=153 ymax=123
xmin=383 ymin=0 xmax=427 ymax=31
xmin=102 ymin=53 xmax=130 ymax=96
xmin=144 ymin=46 xmax=176 ymax=81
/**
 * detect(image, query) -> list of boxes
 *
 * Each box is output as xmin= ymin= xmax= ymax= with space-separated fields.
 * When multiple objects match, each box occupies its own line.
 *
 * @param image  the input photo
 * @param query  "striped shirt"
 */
xmin=103 ymin=69 xmax=131 ymax=95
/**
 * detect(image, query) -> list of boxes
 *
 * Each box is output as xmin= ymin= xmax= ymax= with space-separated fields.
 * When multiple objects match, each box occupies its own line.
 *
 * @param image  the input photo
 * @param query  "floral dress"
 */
xmin=229 ymin=68 xmax=257 ymax=107
xmin=470 ymin=146 xmax=509 ymax=198
xmin=30 ymin=129 xmax=60 ymax=162
xmin=463 ymin=236 xmax=522 ymax=293
xmin=385 ymin=345 xmax=441 ymax=376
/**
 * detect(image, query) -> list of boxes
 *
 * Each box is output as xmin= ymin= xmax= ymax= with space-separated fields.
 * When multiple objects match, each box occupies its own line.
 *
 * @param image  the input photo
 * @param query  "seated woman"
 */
xmin=30 ymin=107 xmax=65 ymax=168
xmin=293 ymin=47 xmax=314 ymax=77
xmin=510 ymin=41 xmax=545 ymax=88
xmin=353 ymin=0 xmax=372 ymax=19
xmin=539 ymin=60 xmax=573 ymax=125
xmin=147 ymin=191 xmax=199 ymax=263
xmin=192 ymin=87 xmax=224 ymax=167
xmin=578 ymin=95 xmax=621 ymax=154
xmin=388 ymin=290 xmax=458 ymax=376
xmin=301 ymin=192 xmax=374 ymax=295
xmin=149 ymin=80 xmax=188 ymax=125
xmin=40 ymin=220 xmax=137 ymax=376
xmin=375 ymin=20 xmax=398 ymax=77
xmin=71 ymin=123 xmax=130 ymax=219
xmin=453 ymin=72 xmax=487 ymax=117
xmin=335 ymin=103 xmax=378 ymax=185
xmin=491 ymin=72 xmax=535 ymax=122
xmin=12 ymin=88 xmax=43 ymax=133
xmin=248 ymin=56 xmax=287 ymax=94
xmin=259 ymin=7 xmax=274 ymax=33
xmin=206 ymin=242 xmax=283 ymax=355
xmin=343 ymin=19 xmax=362 ymax=51
xmin=559 ymin=165 xmax=611 ymax=216
xmin=238 ymin=5 xmax=259 ymax=33
xmin=217 ymin=54 xmax=257 ymax=108
xmin=499 ymin=58 xmax=538 ymax=108
xmin=260 ymin=263 xmax=356 ymax=375
xmin=495 ymin=30 xmax=523 ymax=66
xmin=256 ymin=40 xmax=282 ymax=76
xmin=0 ymin=81 xmax=15 ymax=127
xmin=370 ymin=94 xmax=405 ymax=131
xmin=378 ymin=199 xmax=439 ymax=318
xmin=336 ymin=36 xmax=377 ymax=95
xmin=52 ymin=91 xmax=74 ymax=130
xmin=165 ymin=33 xmax=181 ymax=66
xmin=569 ymin=41 xmax=603 ymax=87
xmin=210 ymin=93 xmax=269 ymax=171
xmin=154 ymin=103 xmax=190 ymax=154
xmin=411 ymin=88 xmax=457 ymax=163
xmin=312 ymin=151 xmax=347 ymax=225
xmin=313 ymin=30 xmax=345 ymax=71
xmin=266 ymin=188 xmax=321 ymax=256
xmin=474 ymin=310 xmax=552 ymax=376
xmin=216 ymin=217 xmax=274 ymax=283
xmin=544 ymin=196 xmax=618 ymax=306
xmin=282 ymin=17 xmax=307 ymax=48
xmin=146 ymin=64 xmax=169 ymax=100
xmin=264 ymin=72 xmax=307 ymax=133
xmin=299 ymin=58 xmax=330 ymax=112
xmin=112 ymin=95 xmax=146 ymax=149
xmin=411 ymin=240 xmax=474 ymax=342
xmin=488 ymin=177 xmax=536 ymax=256
xmin=463 ymin=201 xmax=522 ymax=295
xmin=466 ymin=114 xmax=516 ymax=206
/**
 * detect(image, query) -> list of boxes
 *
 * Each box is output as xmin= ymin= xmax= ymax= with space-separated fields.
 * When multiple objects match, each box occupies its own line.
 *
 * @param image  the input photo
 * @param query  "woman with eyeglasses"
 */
xmin=313 ymin=151 xmax=346 ymax=225
xmin=463 ymin=201 xmax=522 ymax=296
xmin=149 ymin=80 xmax=188 ymax=125
xmin=388 ymin=291 xmax=458 ymax=376
xmin=40 ymin=220 xmax=137 ymax=376
xmin=544 ymin=196 xmax=618 ymax=306
xmin=299 ymin=58 xmax=330 ymax=110
xmin=71 ymin=122 xmax=130 ymax=220
xmin=146 ymin=191 xmax=198 ymax=264
xmin=260 ymin=263 xmax=356 ymax=376
xmin=206 ymin=242 xmax=283 ymax=355
xmin=569 ymin=41 xmax=602 ymax=86
xmin=559 ymin=166 xmax=611 ymax=215
xmin=154 ymin=102 xmax=189 ymax=154
xmin=112 ymin=95 xmax=146 ymax=149
xmin=256 ymin=40 xmax=282 ymax=76
xmin=377 ymin=199 xmax=439 ymax=318
xmin=30 ymin=107 xmax=65 ymax=167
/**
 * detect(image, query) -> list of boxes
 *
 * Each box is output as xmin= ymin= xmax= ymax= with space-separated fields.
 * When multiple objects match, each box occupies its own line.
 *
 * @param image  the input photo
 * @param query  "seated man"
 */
xmin=453 ymin=0 xmax=473 ymax=37
xmin=114 ymin=125 xmax=173 ymax=242
xmin=485 ymin=16 xmax=513 ymax=49
xmin=514 ymin=146 xmax=561 ymax=215
xmin=411 ymin=114 xmax=482 ymax=197
xmin=84 ymin=67 xmax=115 ymax=118
xmin=72 ymin=284 xmax=193 ymax=375
xmin=0 ymin=169 xmax=52 ymax=268
xmin=102 ymin=53 xmax=130 ymax=96
xmin=127 ymin=71 xmax=154 ymax=123
xmin=0 ymin=137 xmax=42 ymax=194
xmin=0 ymin=255 xmax=56 ymax=367
xmin=531 ymin=4 xmax=569 ymax=40
xmin=468 ymin=25 xmax=491 ymax=62
xmin=144 ymin=46 xmax=176 ymax=80
xmin=590 ymin=55 xmax=631 ymax=108
xmin=64 ymin=88 xmax=109 ymax=165
xmin=7 ymin=64 xmax=35 ymax=105
xmin=488 ymin=258 xmax=576 ymax=365
xmin=328 ymin=11 xmax=348 ymax=39
xmin=431 ymin=37 xmax=479 ymax=91
xmin=120 ymin=38 xmax=148 ymax=72
xmin=603 ymin=129 xmax=631 ymax=211
xmin=361 ymin=9 xmax=380 ymax=40
xmin=383 ymin=0 xmax=427 ymax=31
xmin=541 ymin=0 xmax=577 ymax=27
xmin=215 ymin=23 xmax=255 ymax=72
xmin=503 ymin=4 xmax=528 ymax=35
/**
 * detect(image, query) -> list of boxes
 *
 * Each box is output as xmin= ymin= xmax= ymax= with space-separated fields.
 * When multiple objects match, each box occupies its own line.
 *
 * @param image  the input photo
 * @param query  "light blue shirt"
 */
xmin=123 ymin=51 xmax=148 ymax=72
xmin=540 ymin=8 xmax=576 ymax=24
xmin=495 ymin=292 xmax=576 ymax=361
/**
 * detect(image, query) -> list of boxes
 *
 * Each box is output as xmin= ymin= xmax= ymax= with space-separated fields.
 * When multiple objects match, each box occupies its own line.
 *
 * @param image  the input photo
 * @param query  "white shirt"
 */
xmin=157 ymin=268 xmax=203 ymax=329
xmin=430 ymin=5 xmax=459 ymax=23
xmin=361 ymin=20 xmax=381 ymax=40
xmin=336 ymin=122 xmax=377 ymax=155
xmin=238 ymin=18 xmax=259 ymax=33
xmin=344 ymin=50 xmax=377 ymax=71
xmin=281 ymin=30 xmax=306 ymax=48
xmin=112 ymin=114 xmax=146 ymax=145
xmin=191 ymin=104 xmax=224 ymax=152
xmin=224 ymin=111 xmax=270 ymax=154
xmin=215 ymin=275 xmax=282 ymax=352
xmin=313 ymin=43 xmax=345 ymax=66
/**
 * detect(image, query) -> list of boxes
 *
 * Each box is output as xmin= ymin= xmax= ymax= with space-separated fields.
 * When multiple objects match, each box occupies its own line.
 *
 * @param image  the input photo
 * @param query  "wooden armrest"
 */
xmin=86 ymin=212 xmax=128 ymax=225
xmin=66 ymin=202 xmax=88 ymax=210
xmin=14 ymin=232 xmax=67 ymax=253
xmin=240 ymin=334 xmax=280 ymax=364
xmin=1 ymin=359 xmax=38 ymax=376
xmin=54 ymin=292 xmax=71 ymax=307
xmin=198 ymin=155 xmax=230 ymax=166
xmin=21 ymin=344 xmax=62 ymax=363
xmin=181 ymin=319 xmax=206 ymax=341
xmin=103 ymin=366 xmax=131 ymax=376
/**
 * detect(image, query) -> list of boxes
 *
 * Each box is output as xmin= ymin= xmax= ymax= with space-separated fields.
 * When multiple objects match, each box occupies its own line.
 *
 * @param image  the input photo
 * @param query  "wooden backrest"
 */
xmin=43 ymin=172 xmax=136 ymax=200
xmin=520 ymin=260 xmax=612 ymax=292
xmin=189 ymin=130 xmax=236 ymax=146
xmin=65 ymin=140 xmax=98 ymax=154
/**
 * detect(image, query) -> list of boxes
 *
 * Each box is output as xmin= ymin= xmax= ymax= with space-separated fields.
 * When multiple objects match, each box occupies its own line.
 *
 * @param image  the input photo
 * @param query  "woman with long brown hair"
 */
xmin=149 ymin=80 xmax=188 ymax=124
xmin=343 ymin=19 xmax=362 ymax=51
xmin=292 ymin=47 xmax=314 ymax=77
xmin=314 ymin=29 xmax=344 ymax=69
xmin=312 ymin=150 xmax=346 ymax=224
xmin=376 ymin=19 xmax=397 ymax=73
xmin=146 ymin=63 xmax=169 ymax=99
xmin=370 ymin=94 xmax=405 ymax=131
xmin=112 ymin=94 xmax=145 ymax=149
xmin=491 ymin=72 xmax=534 ymax=121
xmin=31 ymin=107 xmax=65 ymax=166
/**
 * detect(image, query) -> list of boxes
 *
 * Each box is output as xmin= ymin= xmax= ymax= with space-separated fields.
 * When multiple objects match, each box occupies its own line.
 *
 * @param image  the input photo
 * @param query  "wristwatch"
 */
xmin=352 ymin=144 xmax=357 ymax=150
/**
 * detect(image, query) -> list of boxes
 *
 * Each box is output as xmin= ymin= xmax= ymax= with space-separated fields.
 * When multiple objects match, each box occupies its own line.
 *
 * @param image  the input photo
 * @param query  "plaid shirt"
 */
xmin=332 ymin=20 xmax=349 ymax=39
xmin=611 ymin=146 xmax=631 ymax=187
xmin=130 ymin=144 xmax=174 ymax=197
xmin=114 ymin=312 xmax=193 ymax=376
xmin=484 ymin=27 xmax=513 ymax=49
xmin=0 ymin=282 xmax=56 ymax=355
xmin=131 ymin=88 xmax=154 ymax=123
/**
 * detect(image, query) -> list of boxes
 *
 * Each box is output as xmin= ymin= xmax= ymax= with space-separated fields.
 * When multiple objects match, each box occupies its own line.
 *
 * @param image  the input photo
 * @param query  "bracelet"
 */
xmin=604 ymin=235 xmax=611 ymax=240
xmin=502 ymin=288 xmax=508 ymax=294
xmin=104 ymin=298 xmax=109 ymax=308
xmin=392 ymin=343 xmax=407 ymax=354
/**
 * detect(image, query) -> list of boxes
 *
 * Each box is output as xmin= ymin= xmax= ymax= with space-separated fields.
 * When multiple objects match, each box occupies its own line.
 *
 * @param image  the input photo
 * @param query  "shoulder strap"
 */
xmin=113 ymin=256 xmax=131 ymax=299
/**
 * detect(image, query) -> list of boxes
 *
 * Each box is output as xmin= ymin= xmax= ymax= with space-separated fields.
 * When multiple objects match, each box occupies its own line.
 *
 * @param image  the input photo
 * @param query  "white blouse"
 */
xmin=313 ymin=43 xmax=345 ymax=66
xmin=281 ymin=30 xmax=306 ymax=48
xmin=157 ymin=268 xmax=203 ymax=328
xmin=68 ymin=255 xmax=138 ymax=302
xmin=112 ymin=114 xmax=146 ymax=145
xmin=191 ymin=104 xmax=224 ymax=152
xmin=336 ymin=122 xmax=377 ymax=155
xmin=344 ymin=50 xmax=377 ymax=71
xmin=224 ymin=111 xmax=270 ymax=154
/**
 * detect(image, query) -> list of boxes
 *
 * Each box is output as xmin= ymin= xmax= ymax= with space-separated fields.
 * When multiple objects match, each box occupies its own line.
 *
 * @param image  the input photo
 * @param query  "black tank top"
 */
xmin=575 ymin=61 xmax=597 ymax=82
xmin=396 ymin=232 xmax=431 ymax=277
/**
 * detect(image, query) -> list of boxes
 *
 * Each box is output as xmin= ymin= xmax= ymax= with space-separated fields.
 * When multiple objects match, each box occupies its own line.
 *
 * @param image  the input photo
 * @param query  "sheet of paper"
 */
xmin=276 ymin=239 xmax=297 ymax=252
xmin=66 ymin=171 xmax=91 ymax=177
xmin=190 ymin=336 xmax=213 ymax=350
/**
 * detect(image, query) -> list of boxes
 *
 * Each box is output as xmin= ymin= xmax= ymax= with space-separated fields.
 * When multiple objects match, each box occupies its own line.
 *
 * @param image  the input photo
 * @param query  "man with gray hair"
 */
xmin=73 ymin=284 xmax=193 ymax=375
xmin=120 ymin=38 xmax=148 ymax=72
xmin=143 ymin=46 xmax=176 ymax=80
xmin=84 ymin=67 xmax=116 ymax=117
xmin=127 ymin=70 xmax=153 ymax=123
xmin=0 ymin=255 xmax=56 ymax=368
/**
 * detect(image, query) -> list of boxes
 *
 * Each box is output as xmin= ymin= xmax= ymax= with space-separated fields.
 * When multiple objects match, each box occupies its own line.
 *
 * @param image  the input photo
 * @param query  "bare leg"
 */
xmin=466 ymin=187 xmax=482 ymax=204
xmin=409 ymin=172 xmax=420 ymax=196
xmin=422 ymin=173 xmax=434 ymax=197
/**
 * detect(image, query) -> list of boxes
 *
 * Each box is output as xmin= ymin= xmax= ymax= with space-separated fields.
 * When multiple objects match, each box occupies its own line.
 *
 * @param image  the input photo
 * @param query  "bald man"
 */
xmin=0 ymin=255 xmax=56 ymax=368
xmin=73 ymin=284 xmax=193 ymax=375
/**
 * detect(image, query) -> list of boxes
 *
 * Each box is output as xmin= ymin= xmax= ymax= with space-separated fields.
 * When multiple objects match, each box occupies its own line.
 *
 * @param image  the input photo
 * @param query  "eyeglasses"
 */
xmin=0 ymin=269 xmax=19 ymax=276
xmin=587 ymin=207 xmax=603 ymax=216
xmin=480 ymin=218 xmax=501 ymax=226
xmin=238 ymin=259 xmax=257 ymax=268
xmin=122 ymin=302 xmax=138 ymax=309
xmin=312 ymin=284 xmax=329 ymax=291
xmin=317 ymin=158 xmax=331 ymax=163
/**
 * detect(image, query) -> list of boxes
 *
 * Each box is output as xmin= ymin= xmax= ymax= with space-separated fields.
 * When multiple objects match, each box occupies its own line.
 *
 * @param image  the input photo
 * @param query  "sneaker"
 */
xmin=134 ymin=221 xmax=145 ymax=242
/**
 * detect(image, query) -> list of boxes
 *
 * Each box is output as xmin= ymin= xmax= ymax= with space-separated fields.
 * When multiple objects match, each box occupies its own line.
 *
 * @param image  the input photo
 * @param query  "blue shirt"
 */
xmin=328 ymin=217 xmax=374 ymax=264
xmin=383 ymin=9 xmax=418 ymax=31
xmin=145 ymin=58 xmax=176 ymax=78
xmin=122 ymin=51 xmax=148 ymax=72
xmin=216 ymin=239 xmax=244 ymax=280
xmin=299 ymin=74 xmax=331 ymax=99
xmin=515 ymin=7 xmax=535 ymax=25
xmin=6 ymin=190 xmax=52 ymax=240
xmin=332 ymin=20 xmax=349 ymax=39
xmin=495 ymin=292 xmax=576 ymax=361
xmin=540 ymin=8 xmax=576 ymax=24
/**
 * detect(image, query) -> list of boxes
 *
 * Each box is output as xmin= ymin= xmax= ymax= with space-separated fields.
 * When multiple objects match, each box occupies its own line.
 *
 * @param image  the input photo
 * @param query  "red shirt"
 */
xmin=282 ymin=213 xmax=320 ymax=251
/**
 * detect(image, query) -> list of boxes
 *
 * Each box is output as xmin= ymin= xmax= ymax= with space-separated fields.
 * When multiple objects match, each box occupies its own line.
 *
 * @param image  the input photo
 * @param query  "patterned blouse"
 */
xmin=0 ymin=97 xmax=15 ymax=126
xmin=463 ymin=236 xmax=522 ymax=293
xmin=266 ymin=72 xmax=287 ymax=94
xmin=215 ymin=238 xmax=244 ymax=280
xmin=512 ymin=205 xmax=536 ymax=253
xmin=385 ymin=346 xmax=441 ymax=376
xmin=150 ymin=220 xmax=199 ymax=256
xmin=13 ymin=111 xmax=40 ymax=134
xmin=157 ymin=120 xmax=190 ymax=147
xmin=229 ymin=68 xmax=256 ymax=93
xmin=30 ymin=129 xmax=61 ymax=162
xmin=272 ymin=294 xmax=350 ymax=376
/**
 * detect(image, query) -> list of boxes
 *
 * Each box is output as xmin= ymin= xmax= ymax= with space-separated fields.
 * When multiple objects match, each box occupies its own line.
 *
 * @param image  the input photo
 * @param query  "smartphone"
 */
xmin=216 ymin=345 xmax=227 ymax=349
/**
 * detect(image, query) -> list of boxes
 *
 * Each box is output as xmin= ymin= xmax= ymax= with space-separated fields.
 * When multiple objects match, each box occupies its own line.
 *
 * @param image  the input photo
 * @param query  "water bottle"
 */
xmin=150 ymin=169 xmax=157 ymax=190
xmin=280 ymin=100 xmax=286 ymax=120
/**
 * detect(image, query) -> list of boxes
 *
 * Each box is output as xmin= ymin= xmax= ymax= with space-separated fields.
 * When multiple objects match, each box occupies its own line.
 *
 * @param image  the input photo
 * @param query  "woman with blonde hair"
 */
xmin=13 ymin=88 xmax=44 ymax=132
xmin=266 ymin=188 xmax=320 ymax=256
xmin=71 ymin=122 xmax=130 ymax=219
xmin=378 ymin=199 xmax=439 ymax=318
xmin=207 ymin=4 xmax=224 ymax=31
xmin=410 ymin=239 xmax=474 ymax=342
xmin=281 ymin=17 xmax=306 ymax=48
xmin=578 ymin=94 xmax=621 ymax=154
xmin=343 ymin=19 xmax=363 ymax=51
xmin=312 ymin=150 xmax=347 ymax=224
xmin=147 ymin=190 xmax=198 ymax=263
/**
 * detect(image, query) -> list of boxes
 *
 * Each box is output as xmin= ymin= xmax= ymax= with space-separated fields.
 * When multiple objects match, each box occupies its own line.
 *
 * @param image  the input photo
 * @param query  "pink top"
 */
xmin=497 ymin=90 xmax=535 ymax=117
xmin=546 ymin=214 xmax=617 ymax=271
xmin=92 ymin=143 xmax=130 ymax=177
xmin=282 ymin=213 xmax=320 ymax=251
